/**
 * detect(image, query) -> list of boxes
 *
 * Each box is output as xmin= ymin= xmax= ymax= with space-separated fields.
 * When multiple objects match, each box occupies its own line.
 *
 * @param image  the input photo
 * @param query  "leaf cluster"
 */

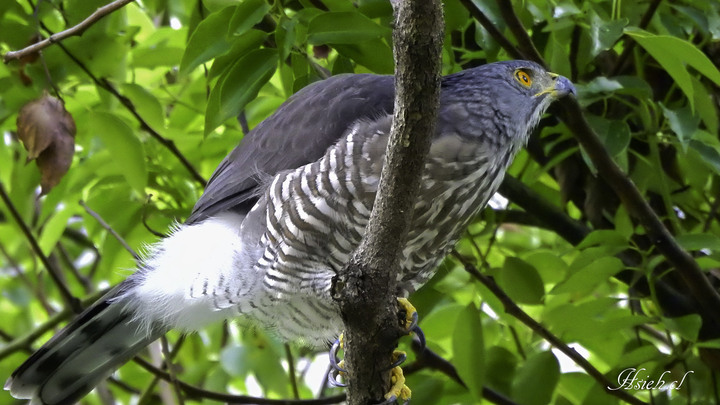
xmin=1 ymin=0 xmax=720 ymax=404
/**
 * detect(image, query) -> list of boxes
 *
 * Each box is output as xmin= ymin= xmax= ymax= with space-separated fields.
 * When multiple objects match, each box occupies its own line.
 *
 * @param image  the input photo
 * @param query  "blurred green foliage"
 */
xmin=1 ymin=0 xmax=720 ymax=404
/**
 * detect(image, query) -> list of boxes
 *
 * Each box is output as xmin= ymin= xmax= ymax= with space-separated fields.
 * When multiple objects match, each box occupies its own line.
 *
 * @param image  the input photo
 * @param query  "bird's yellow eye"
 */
xmin=515 ymin=70 xmax=532 ymax=87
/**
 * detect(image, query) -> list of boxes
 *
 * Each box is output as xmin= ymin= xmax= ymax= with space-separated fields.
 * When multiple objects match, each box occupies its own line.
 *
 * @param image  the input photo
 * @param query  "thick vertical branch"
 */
xmin=332 ymin=1 xmax=444 ymax=404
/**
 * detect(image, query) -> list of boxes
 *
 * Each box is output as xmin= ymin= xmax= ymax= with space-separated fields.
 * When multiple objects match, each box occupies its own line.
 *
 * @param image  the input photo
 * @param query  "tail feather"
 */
xmin=6 ymin=212 xmax=251 ymax=404
xmin=5 ymin=284 xmax=166 ymax=405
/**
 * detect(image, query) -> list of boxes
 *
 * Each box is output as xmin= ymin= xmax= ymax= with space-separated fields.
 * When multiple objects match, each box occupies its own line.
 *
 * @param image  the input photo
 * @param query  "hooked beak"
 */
xmin=535 ymin=73 xmax=576 ymax=99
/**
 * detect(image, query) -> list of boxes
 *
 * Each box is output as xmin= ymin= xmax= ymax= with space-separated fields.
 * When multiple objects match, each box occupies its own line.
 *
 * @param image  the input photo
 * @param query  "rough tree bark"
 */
xmin=331 ymin=1 xmax=444 ymax=404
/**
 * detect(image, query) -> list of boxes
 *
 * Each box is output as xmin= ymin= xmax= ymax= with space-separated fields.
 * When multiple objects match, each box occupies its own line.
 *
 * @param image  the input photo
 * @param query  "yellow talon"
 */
xmin=385 ymin=359 xmax=412 ymax=401
xmin=397 ymin=297 xmax=417 ymax=330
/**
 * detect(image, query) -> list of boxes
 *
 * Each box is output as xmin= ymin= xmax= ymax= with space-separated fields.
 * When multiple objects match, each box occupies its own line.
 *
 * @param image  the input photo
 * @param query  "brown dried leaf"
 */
xmin=16 ymin=95 xmax=76 ymax=194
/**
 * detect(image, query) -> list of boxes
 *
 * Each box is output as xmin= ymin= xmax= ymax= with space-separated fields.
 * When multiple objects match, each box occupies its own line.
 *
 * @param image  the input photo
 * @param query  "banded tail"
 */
xmin=5 ymin=212 xmax=250 ymax=404
xmin=5 ymin=285 xmax=166 ymax=405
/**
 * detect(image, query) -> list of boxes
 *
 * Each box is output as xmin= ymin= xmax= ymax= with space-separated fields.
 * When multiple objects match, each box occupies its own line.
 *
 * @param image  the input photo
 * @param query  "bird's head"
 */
xmin=441 ymin=60 xmax=576 ymax=145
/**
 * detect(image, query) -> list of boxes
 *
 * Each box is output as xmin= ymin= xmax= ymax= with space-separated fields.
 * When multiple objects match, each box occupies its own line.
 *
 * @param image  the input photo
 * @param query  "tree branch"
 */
xmin=80 ymin=200 xmax=140 ymax=261
xmin=55 ymin=43 xmax=207 ymax=186
xmin=3 ymin=0 xmax=136 ymax=64
xmin=133 ymin=357 xmax=346 ymax=405
xmin=499 ymin=175 xmax=714 ymax=335
xmin=453 ymin=252 xmax=649 ymax=405
xmin=457 ymin=0 xmax=524 ymax=60
xmin=331 ymin=1 xmax=444 ymax=404
xmin=0 ymin=288 xmax=107 ymax=361
xmin=0 ymin=182 xmax=82 ymax=313
xmin=15 ymin=11 xmax=207 ymax=186
xmin=482 ymin=0 xmax=720 ymax=330
xmin=557 ymin=98 xmax=720 ymax=326
xmin=494 ymin=0 xmax=545 ymax=66
xmin=609 ymin=0 xmax=664 ymax=76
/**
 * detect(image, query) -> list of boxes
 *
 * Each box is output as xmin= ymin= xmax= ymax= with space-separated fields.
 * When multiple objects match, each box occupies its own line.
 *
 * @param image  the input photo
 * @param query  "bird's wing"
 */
xmin=186 ymin=73 xmax=395 ymax=224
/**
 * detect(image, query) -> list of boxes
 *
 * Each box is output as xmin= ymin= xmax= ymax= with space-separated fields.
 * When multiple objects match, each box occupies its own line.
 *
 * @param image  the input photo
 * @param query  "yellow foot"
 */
xmin=397 ymin=297 xmax=425 ymax=348
xmin=385 ymin=355 xmax=412 ymax=403
xmin=397 ymin=297 xmax=417 ymax=330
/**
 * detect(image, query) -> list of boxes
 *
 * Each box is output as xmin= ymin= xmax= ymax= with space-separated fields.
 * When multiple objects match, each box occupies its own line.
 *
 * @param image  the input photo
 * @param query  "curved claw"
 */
xmin=329 ymin=338 xmax=347 ymax=373
xmin=404 ymin=306 xmax=426 ymax=351
xmin=327 ymin=368 xmax=348 ymax=388
xmin=375 ymin=394 xmax=410 ymax=404
xmin=411 ymin=323 xmax=426 ymax=350
xmin=385 ymin=351 xmax=407 ymax=370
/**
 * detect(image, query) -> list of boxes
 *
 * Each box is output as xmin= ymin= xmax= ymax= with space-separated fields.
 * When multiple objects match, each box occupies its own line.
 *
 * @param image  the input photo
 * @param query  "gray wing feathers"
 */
xmin=186 ymin=74 xmax=395 ymax=224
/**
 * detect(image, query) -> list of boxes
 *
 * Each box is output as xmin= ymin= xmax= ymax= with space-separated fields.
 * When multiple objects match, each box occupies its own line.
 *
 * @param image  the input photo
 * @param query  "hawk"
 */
xmin=6 ymin=60 xmax=575 ymax=404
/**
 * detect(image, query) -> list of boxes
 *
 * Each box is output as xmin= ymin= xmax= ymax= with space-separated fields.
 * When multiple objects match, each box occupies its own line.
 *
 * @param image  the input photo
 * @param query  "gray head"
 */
xmin=441 ymin=60 xmax=576 ymax=145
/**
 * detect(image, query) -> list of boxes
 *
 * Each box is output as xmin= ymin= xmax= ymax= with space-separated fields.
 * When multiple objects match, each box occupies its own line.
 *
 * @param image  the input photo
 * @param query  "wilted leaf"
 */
xmin=16 ymin=94 xmax=76 ymax=194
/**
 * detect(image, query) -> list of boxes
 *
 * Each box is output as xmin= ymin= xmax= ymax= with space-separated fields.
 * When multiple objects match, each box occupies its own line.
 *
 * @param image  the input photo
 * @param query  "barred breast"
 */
xmin=246 ymin=114 xmax=519 ymax=343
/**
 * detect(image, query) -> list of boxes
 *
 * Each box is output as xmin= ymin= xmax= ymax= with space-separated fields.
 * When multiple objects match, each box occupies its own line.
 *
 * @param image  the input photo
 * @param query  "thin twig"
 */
xmin=610 ymin=0 xmax=664 ymax=76
xmin=80 ymin=200 xmax=140 ymax=261
xmin=56 ymin=41 xmax=207 ymax=186
xmin=133 ymin=357 xmax=346 ymax=404
xmin=0 ymin=182 xmax=82 ymax=313
xmin=142 ymin=195 xmax=167 ymax=238
xmin=160 ymin=335 xmax=186 ymax=405
xmin=457 ymin=0 xmax=524 ymax=60
xmin=557 ymin=98 xmax=720 ymax=326
xmin=20 ymin=11 xmax=206 ymax=186
xmin=405 ymin=342 xmax=466 ymax=388
xmin=4 ymin=0 xmax=136 ymax=63
xmin=56 ymin=242 xmax=93 ymax=293
xmin=494 ymin=0 xmax=545 ymax=66
xmin=0 ymin=241 xmax=55 ymax=314
xmin=285 ymin=344 xmax=301 ymax=399
xmin=0 ymin=288 xmax=108 ymax=361
xmin=452 ymin=251 xmax=649 ymax=405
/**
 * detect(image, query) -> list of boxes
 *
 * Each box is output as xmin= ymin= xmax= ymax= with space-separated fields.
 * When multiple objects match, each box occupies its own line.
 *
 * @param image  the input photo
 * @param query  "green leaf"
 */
xmin=661 ymin=103 xmax=700 ymax=150
xmin=552 ymin=257 xmax=623 ymax=296
xmin=38 ymin=206 xmax=76 ymax=255
xmin=689 ymin=131 xmax=720 ymax=175
xmin=208 ymin=29 xmax=268 ymax=81
xmin=577 ymin=230 xmax=629 ymax=250
xmin=499 ymin=257 xmax=545 ymax=305
xmin=452 ymin=303 xmax=485 ymax=400
xmin=663 ymin=314 xmax=702 ymax=342
xmin=512 ymin=351 xmax=560 ymax=405
xmin=179 ymin=5 xmax=236 ymax=75
xmin=334 ymin=39 xmax=395 ymax=74
xmin=228 ymin=0 xmax=271 ymax=37
xmin=626 ymin=28 xmax=720 ymax=110
xmin=88 ymin=112 xmax=148 ymax=193
xmin=585 ymin=115 xmax=631 ymax=157
xmin=220 ymin=343 xmax=251 ymax=377
xmin=205 ymin=48 xmax=278 ymax=133
xmin=589 ymin=11 xmax=627 ymax=56
xmin=485 ymin=346 xmax=517 ymax=394
xmin=119 ymin=83 xmax=164 ymax=130
xmin=691 ymin=76 xmax=719 ymax=135
xmin=676 ymin=233 xmax=720 ymax=252
xmin=307 ymin=11 xmax=390 ymax=44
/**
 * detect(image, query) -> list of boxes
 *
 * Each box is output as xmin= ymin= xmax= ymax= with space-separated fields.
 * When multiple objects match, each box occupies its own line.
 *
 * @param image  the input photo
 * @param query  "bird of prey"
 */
xmin=6 ymin=60 xmax=575 ymax=405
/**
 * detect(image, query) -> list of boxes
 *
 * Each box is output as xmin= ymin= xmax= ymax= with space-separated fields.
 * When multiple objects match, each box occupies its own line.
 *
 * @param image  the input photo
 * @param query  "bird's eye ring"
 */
xmin=515 ymin=70 xmax=532 ymax=87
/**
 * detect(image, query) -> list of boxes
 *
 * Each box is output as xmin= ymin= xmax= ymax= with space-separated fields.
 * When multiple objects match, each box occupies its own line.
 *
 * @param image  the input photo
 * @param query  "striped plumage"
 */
xmin=6 ymin=60 xmax=575 ymax=404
